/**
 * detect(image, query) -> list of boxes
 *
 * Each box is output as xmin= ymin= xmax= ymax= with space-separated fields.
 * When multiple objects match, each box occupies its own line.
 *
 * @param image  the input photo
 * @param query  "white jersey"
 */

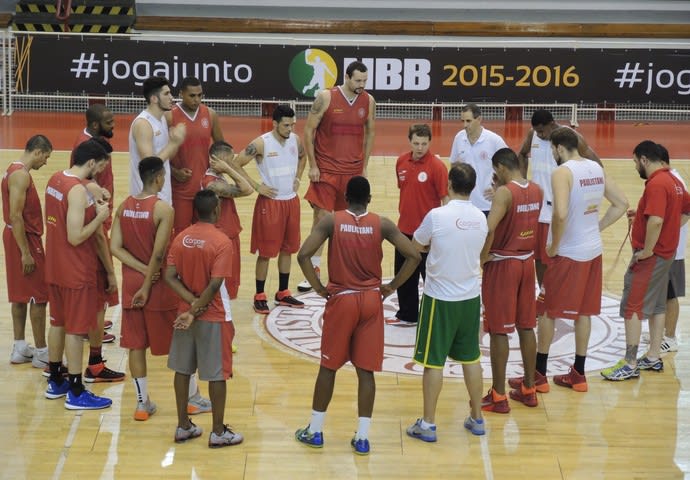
xmin=448 ymin=127 xmax=507 ymax=212
xmin=414 ymin=199 xmax=488 ymax=301
xmin=671 ymin=169 xmax=688 ymax=260
xmin=548 ymin=159 xmax=605 ymax=261
xmin=258 ymin=132 xmax=299 ymax=201
xmin=529 ymin=131 xmax=558 ymax=223
xmin=128 ymin=110 xmax=172 ymax=204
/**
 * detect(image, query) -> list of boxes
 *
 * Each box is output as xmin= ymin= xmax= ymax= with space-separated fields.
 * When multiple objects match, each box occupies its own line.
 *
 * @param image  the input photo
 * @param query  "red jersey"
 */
xmin=2 ymin=162 xmax=43 ymax=235
xmin=45 ymin=171 xmax=98 ymax=288
xmin=201 ymin=171 xmax=242 ymax=238
xmin=313 ymin=87 xmax=370 ymax=175
xmin=396 ymin=151 xmax=448 ymax=235
xmin=71 ymin=130 xmax=114 ymax=232
xmin=490 ymin=181 xmax=543 ymax=256
xmin=632 ymin=168 xmax=690 ymax=259
xmin=119 ymin=195 xmax=178 ymax=310
xmin=170 ymin=104 xmax=213 ymax=199
xmin=327 ymin=210 xmax=383 ymax=293
xmin=167 ymin=222 xmax=233 ymax=322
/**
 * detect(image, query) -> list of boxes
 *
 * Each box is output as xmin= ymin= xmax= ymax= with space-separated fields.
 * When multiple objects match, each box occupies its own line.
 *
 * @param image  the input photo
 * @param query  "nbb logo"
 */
xmin=344 ymin=57 xmax=430 ymax=91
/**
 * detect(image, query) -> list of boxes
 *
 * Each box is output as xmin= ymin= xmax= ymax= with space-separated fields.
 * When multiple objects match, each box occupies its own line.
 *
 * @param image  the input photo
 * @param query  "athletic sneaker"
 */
xmin=275 ymin=289 xmax=305 ymax=308
xmin=134 ymin=398 xmax=157 ymax=421
xmin=295 ymin=426 xmax=324 ymax=448
xmin=65 ymin=389 xmax=112 ymax=410
xmin=553 ymin=366 xmax=588 ymax=392
xmin=601 ymin=360 xmax=640 ymax=381
xmin=297 ymin=266 xmax=320 ymax=293
xmin=187 ymin=391 xmax=212 ymax=415
xmin=104 ymin=320 xmax=113 ymax=330
xmin=406 ymin=418 xmax=437 ymax=442
xmin=508 ymin=370 xmax=550 ymax=393
xmin=175 ymin=421 xmax=203 ymax=443
xmin=509 ymin=383 xmax=538 ymax=407
xmin=208 ymin=425 xmax=244 ymax=448
xmin=10 ymin=343 xmax=34 ymax=364
xmin=660 ymin=336 xmax=679 ymax=354
xmin=463 ymin=416 xmax=485 ymax=436
xmin=637 ymin=355 xmax=664 ymax=372
xmin=45 ymin=379 xmax=70 ymax=399
xmin=253 ymin=293 xmax=270 ymax=314
xmin=351 ymin=437 xmax=370 ymax=455
xmin=31 ymin=348 xmax=49 ymax=369
xmin=84 ymin=362 xmax=126 ymax=383
xmin=42 ymin=365 xmax=68 ymax=378
xmin=481 ymin=388 xmax=510 ymax=413
xmin=102 ymin=332 xmax=116 ymax=343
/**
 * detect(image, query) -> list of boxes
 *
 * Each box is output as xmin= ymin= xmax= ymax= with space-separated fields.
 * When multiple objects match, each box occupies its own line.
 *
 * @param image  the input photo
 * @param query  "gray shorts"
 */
xmin=667 ymin=259 xmax=685 ymax=299
xmin=620 ymin=255 xmax=673 ymax=320
xmin=167 ymin=319 xmax=235 ymax=381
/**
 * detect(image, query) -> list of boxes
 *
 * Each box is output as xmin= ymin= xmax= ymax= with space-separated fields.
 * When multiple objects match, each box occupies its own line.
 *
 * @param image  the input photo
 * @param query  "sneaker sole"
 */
xmin=352 ymin=448 xmax=369 ymax=456
xmin=208 ymin=439 xmax=243 ymax=448
xmin=187 ymin=406 xmax=212 ymax=415
xmin=274 ymin=301 xmax=305 ymax=308
xmin=406 ymin=432 xmax=437 ymax=443
xmin=481 ymin=404 xmax=511 ymax=413
xmin=45 ymin=392 xmax=68 ymax=400
xmin=65 ymin=402 xmax=112 ymax=410
xmin=10 ymin=358 xmax=33 ymax=364
xmin=296 ymin=286 xmax=313 ymax=292
xmin=84 ymin=376 xmax=125 ymax=383
xmin=175 ymin=434 xmax=202 ymax=443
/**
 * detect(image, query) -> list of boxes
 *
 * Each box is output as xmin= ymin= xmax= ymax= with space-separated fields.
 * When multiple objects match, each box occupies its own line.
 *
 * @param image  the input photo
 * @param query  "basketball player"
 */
xmin=166 ymin=76 xmax=224 ymax=234
xmin=479 ymin=148 xmax=542 ymax=413
xmin=448 ymin=103 xmax=507 ymax=215
xmin=44 ymin=139 xmax=112 ymax=410
xmin=2 ymin=135 xmax=51 ymax=368
xmin=298 ymin=60 xmax=376 ymax=292
xmin=165 ymin=190 xmax=243 ymax=448
xmin=295 ymin=176 xmax=419 ymax=455
xmin=516 ymin=109 xmax=601 ymax=285
xmin=406 ymin=164 xmax=488 ymax=440
xmin=231 ymin=104 xmax=307 ymax=313
xmin=129 ymin=76 xmax=186 ymax=205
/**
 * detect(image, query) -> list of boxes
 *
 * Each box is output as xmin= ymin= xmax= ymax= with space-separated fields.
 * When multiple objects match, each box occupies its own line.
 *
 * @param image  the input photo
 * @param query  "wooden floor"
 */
xmin=1 ymin=117 xmax=690 ymax=479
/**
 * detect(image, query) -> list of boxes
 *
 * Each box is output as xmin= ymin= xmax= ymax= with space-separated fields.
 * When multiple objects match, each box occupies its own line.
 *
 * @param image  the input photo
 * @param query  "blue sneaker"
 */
xmin=351 ymin=437 xmax=370 ymax=455
xmin=65 ymin=390 xmax=112 ymax=410
xmin=45 ymin=380 xmax=70 ymax=399
xmin=601 ymin=361 xmax=640 ymax=381
xmin=295 ymin=426 xmax=324 ymax=448
xmin=637 ymin=356 xmax=663 ymax=372
xmin=406 ymin=418 xmax=437 ymax=442
xmin=464 ymin=416 xmax=485 ymax=436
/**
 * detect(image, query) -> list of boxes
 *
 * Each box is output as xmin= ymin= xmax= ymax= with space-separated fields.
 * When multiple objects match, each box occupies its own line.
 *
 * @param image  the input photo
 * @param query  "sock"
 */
xmin=133 ymin=377 xmax=148 ymax=404
xmin=89 ymin=346 xmax=103 ymax=366
xmin=256 ymin=279 xmax=266 ymax=295
xmin=536 ymin=352 xmax=549 ymax=376
xmin=420 ymin=419 xmax=435 ymax=430
xmin=188 ymin=374 xmax=198 ymax=399
xmin=49 ymin=361 xmax=63 ymax=384
xmin=574 ymin=355 xmax=586 ymax=374
xmin=356 ymin=417 xmax=371 ymax=440
xmin=311 ymin=256 xmax=321 ymax=269
xmin=68 ymin=374 xmax=84 ymax=396
xmin=14 ymin=339 xmax=28 ymax=349
xmin=309 ymin=410 xmax=326 ymax=433
xmin=279 ymin=273 xmax=289 ymax=292
xmin=35 ymin=346 xmax=48 ymax=354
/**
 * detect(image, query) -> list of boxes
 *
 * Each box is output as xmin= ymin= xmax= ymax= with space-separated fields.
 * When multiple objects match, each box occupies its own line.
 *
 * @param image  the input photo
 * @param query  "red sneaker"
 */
xmin=509 ymin=383 xmax=538 ymax=407
xmin=553 ymin=366 xmax=588 ymax=392
xmin=481 ymin=388 xmax=510 ymax=414
xmin=508 ymin=370 xmax=550 ymax=393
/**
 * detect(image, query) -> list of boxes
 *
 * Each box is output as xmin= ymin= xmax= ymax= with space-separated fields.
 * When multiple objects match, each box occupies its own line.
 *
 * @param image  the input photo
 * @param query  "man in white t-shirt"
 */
xmin=406 ymin=163 xmax=489 ymax=440
xmin=448 ymin=103 xmax=507 ymax=215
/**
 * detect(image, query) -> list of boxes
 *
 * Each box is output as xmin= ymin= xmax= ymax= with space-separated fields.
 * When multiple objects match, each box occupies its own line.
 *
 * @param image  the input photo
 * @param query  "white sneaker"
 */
xmin=10 ymin=343 xmax=34 ymax=364
xmin=32 ymin=347 xmax=49 ymax=369
xmin=660 ymin=336 xmax=678 ymax=354
xmin=297 ymin=266 xmax=320 ymax=293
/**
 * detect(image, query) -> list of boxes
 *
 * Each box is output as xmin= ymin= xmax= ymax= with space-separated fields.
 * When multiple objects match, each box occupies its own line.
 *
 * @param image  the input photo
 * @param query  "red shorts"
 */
xmin=120 ymin=308 xmax=175 ymax=355
xmin=534 ymin=222 xmax=551 ymax=265
xmin=304 ymin=172 xmax=356 ymax=212
xmin=172 ymin=194 xmax=196 ymax=237
xmin=320 ymin=289 xmax=383 ymax=372
xmin=250 ymin=195 xmax=301 ymax=258
xmin=49 ymin=284 xmax=99 ymax=334
xmin=537 ymin=255 xmax=602 ymax=320
xmin=3 ymin=228 xmax=48 ymax=303
xmin=482 ymin=257 xmax=537 ymax=334
xmin=224 ymin=235 xmax=240 ymax=300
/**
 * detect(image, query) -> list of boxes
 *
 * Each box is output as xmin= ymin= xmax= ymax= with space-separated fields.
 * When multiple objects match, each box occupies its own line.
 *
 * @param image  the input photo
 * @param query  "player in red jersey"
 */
xmin=166 ymin=76 xmax=224 ymax=235
xmin=298 ymin=61 xmax=376 ymax=292
xmin=294 ymin=176 xmax=419 ymax=455
xmin=2 ymin=135 xmax=52 ymax=367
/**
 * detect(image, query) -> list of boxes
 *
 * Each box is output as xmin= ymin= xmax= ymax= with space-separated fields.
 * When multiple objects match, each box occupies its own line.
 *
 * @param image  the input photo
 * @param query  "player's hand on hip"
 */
xmin=257 ymin=184 xmax=278 ymax=199
xmin=380 ymin=284 xmax=394 ymax=299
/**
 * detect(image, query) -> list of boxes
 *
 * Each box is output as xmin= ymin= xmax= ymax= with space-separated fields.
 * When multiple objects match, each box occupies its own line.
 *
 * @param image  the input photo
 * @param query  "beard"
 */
xmin=100 ymin=129 xmax=114 ymax=139
xmin=637 ymin=166 xmax=647 ymax=179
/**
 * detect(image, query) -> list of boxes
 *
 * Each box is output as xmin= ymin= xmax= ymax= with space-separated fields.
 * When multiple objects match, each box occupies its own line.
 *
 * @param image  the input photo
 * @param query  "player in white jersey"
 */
xmin=129 ymin=76 xmax=186 ymax=205
xmin=516 ymin=109 xmax=601 ymax=285
xmin=232 ymin=105 xmax=307 ymax=314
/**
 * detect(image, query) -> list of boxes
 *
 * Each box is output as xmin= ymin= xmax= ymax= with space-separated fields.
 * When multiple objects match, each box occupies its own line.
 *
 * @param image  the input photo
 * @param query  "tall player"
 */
xmin=3 ymin=135 xmax=51 ymax=367
xmin=166 ymin=76 xmax=225 ymax=234
xmin=298 ymin=60 xmax=376 ymax=292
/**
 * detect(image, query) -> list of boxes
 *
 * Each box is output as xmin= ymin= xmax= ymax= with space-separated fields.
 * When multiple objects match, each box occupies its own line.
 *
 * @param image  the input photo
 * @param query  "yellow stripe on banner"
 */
xmin=28 ymin=5 xmax=39 ymax=13
xmin=111 ymin=7 xmax=121 ymax=15
xmin=73 ymin=24 xmax=82 ymax=33
xmin=93 ymin=6 xmax=104 ymax=14
xmin=126 ymin=7 xmax=134 ymax=15
xmin=423 ymin=297 xmax=436 ymax=365
xmin=46 ymin=5 xmax=56 ymax=13
xmin=107 ymin=25 xmax=119 ymax=34
xmin=24 ymin=24 xmax=36 ymax=31
xmin=74 ymin=6 xmax=86 ymax=14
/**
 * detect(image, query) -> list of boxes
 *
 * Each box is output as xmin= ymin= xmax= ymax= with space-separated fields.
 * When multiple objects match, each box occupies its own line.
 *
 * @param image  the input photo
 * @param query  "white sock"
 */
xmin=133 ymin=377 xmax=148 ymax=404
xmin=356 ymin=417 xmax=371 ymax=440
xmin=420 ymin=419 xmax=435 ymax=430
xmin=14 ymin=339 xmax=27 ymax=349
xmin=35 ymin=346 xmax=48 ymax=354
xmin=188 ymin=373 xmax=198 ymax=399
xmin=311 ymin=256 xmax=321 ymax=269
xmin=309 ymin=410 xmax=326 ymax=433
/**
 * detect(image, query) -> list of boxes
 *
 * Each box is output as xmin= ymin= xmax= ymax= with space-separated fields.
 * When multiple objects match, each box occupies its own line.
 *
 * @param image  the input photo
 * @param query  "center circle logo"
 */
xmin=262 ymin=282 xmax=628 ymax=379
xmin=289 ymin=48 xmax=338 ymax=98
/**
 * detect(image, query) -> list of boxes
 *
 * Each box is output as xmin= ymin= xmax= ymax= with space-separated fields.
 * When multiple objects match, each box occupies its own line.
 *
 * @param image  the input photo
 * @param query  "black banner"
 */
xmin=19 ymin=35 xmax=690 ymax=104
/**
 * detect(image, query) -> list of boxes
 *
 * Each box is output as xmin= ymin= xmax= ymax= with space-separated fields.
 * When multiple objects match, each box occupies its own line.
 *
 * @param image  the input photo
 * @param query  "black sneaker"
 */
xmin=253 ymin=293 xmax=270 ymax=314
xmin=275 ymin=289 xmax=305 ymax=308
xmin=84 ymin=362 xmax=126 ymax=383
